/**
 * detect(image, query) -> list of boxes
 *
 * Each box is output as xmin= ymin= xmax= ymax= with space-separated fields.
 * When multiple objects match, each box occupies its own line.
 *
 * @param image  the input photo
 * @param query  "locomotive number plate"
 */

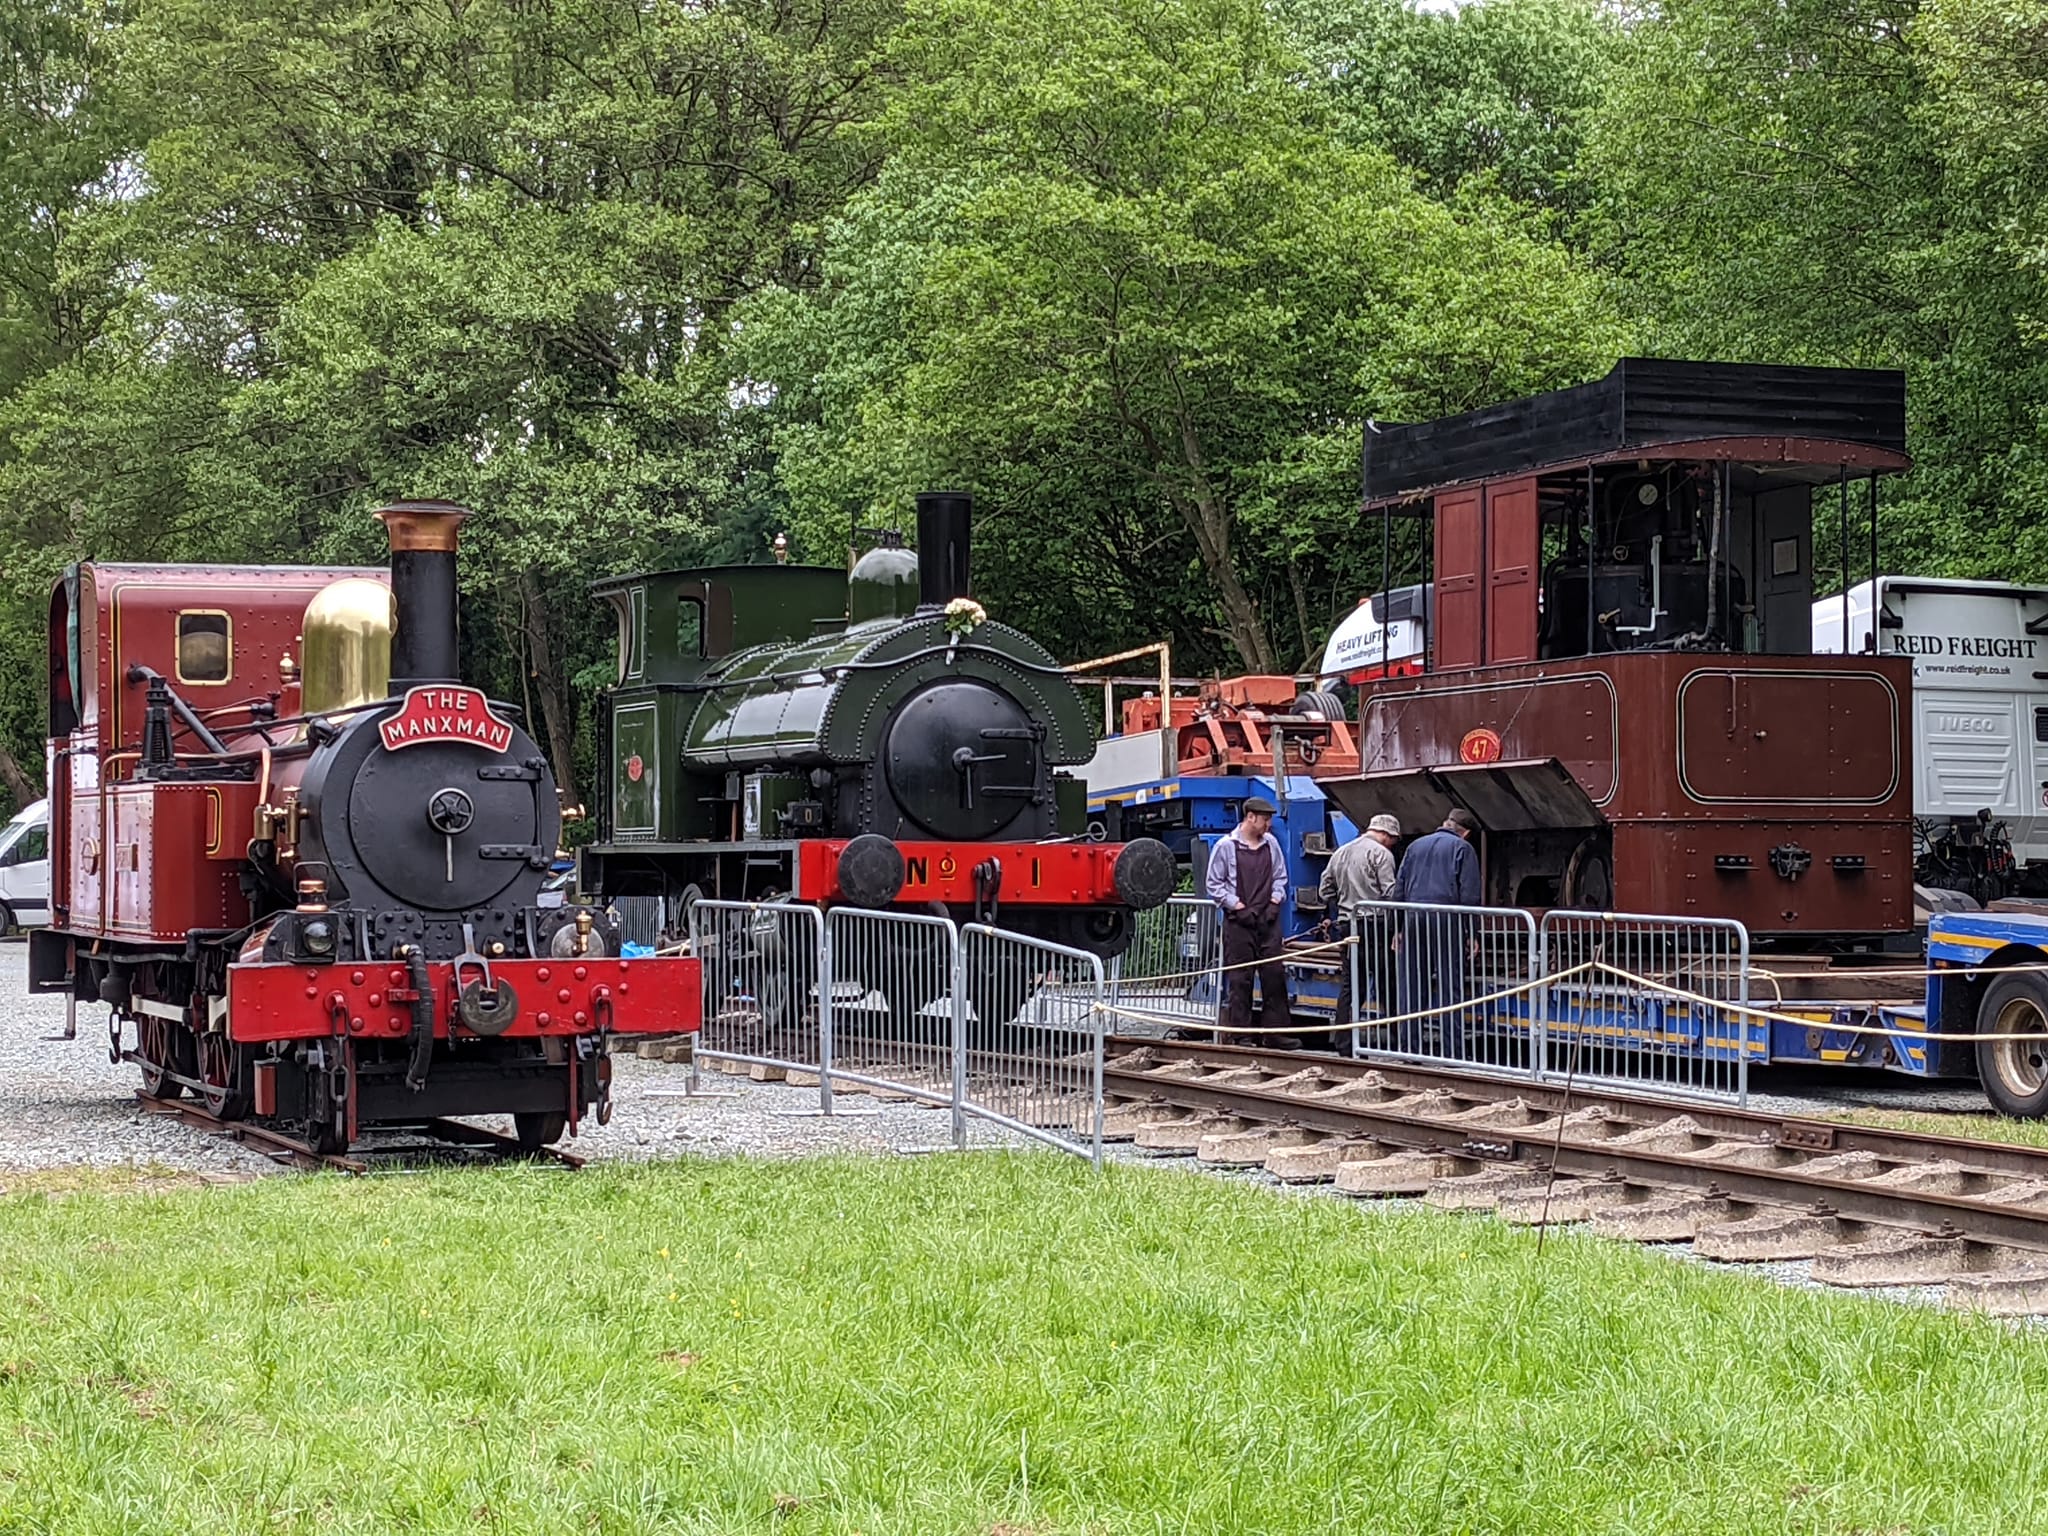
xmin=379 ymin=686 xmax=515 ymax=753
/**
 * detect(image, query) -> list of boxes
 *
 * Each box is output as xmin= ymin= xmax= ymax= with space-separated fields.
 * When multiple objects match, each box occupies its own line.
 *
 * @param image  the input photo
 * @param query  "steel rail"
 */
xmin=1107 ymin=1037 xmax=2048 ymax=1178
xmin=1103 ymin=1039 xmax=2048 ymax=1255
xmin=135 ymin=1094 xmax=585 ymax=1172
xmin=137 ymin=1093 xmax=368 ymax=1173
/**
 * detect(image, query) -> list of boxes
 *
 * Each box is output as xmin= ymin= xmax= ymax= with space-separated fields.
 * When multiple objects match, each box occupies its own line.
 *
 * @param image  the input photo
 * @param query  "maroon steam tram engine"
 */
xmin=1321 ymin=359 xmax=1916 ymax=948
xmin=28 ymin=502 xmax=701 ymax=1152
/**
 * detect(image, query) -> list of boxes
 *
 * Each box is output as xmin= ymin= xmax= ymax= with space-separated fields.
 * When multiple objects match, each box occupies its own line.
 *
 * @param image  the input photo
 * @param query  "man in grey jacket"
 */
xmin=1204 ymin=796 xmax=1290 ymax=1038
xmin=1318 ymin=813 xmax=1400 ymax=1040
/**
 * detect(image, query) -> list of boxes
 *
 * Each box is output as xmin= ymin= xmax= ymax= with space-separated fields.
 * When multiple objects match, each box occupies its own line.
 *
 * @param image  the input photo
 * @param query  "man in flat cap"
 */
xmin=1204 ymin=795 xmax=1290 ymax=1040
xmin=1391 ymin=807 xmax=1482 ymax=1056
xmin=1317 ymin=812 xmax=1401 ymax=1048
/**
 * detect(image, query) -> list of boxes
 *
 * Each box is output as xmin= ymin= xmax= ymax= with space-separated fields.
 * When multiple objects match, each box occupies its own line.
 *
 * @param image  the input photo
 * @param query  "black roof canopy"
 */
xmin=1361 ymin=358 xmax=1910 ymax=510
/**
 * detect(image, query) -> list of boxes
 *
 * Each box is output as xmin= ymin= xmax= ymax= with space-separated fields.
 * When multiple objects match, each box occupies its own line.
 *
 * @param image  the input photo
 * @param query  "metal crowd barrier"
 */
xmin=823 ymin=907 xmax=959 ymax=1107
xmin=1348 ymin=899 xmax=1541 ymax=1076
xmin=1538 ymin=909 xmax=1754 ymax=1105
xmin=683 ymin=893 xmax=1756 ymax=1140
xmin=687 ymin=900 xmax=827 ymax=1079
xmin=612 ymin=895 xmax=666 ymax=950
xmin=678 ymin=901 xmax=1110 ymax=1160
xmin=1106 ymin=894 xmax=1220 ymax=1031
xmin=959 ymin=924 xmax=1107 ymax=1163
xmin=1341 ymin=900 xmax=1755 ymax=1105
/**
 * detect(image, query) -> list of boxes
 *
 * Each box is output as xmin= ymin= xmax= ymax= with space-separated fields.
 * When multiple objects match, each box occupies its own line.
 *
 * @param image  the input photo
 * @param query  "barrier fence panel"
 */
xmin=1538 ymin=910 xmax=1753 ymax=1105
xmin=1107 ymin=895 xmax=1220 ymax=1032
xmin=687 ymin=901 xmax=828 ymax=1087
xmin=613 ymin=895 xmax=665 ymax=951
xmin=1349 ymin=899 xmax=1541 ymax=1077
xmin=821 ymin=907 xmax=960 ymax=1107
xmin=959 ymin=925 xmax=1108 ymax=1164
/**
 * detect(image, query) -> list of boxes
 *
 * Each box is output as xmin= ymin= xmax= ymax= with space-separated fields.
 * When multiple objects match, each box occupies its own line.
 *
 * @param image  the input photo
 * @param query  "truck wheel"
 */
xmin=0 ymin=903 xmax=15 ymax=939
xmin=1975 ymin=971 xmax=2048 ymax=1118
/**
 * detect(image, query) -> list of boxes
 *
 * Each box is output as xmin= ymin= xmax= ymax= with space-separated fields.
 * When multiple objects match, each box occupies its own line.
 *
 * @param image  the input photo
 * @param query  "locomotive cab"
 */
xmin=1324 ymin=359 xmax=1917 ymax=945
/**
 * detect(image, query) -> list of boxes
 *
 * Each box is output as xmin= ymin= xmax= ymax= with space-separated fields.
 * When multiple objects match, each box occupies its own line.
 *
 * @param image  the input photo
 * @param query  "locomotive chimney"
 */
xmin=914 ymin=491 xmax=973 ymax=613
xmin=373 ymin=500 xmax=469 ymax=686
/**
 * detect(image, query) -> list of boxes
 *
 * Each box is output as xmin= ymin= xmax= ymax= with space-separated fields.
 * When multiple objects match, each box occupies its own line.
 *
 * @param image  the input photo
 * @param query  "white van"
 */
xmin=0 ymin=797 xmax=48 ymax=936
xmin=1814 ymin=578 xmax=2048 ymax=898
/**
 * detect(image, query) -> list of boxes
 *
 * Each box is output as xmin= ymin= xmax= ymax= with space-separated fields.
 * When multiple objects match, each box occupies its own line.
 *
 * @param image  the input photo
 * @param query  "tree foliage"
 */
xmin=746 ymin=0 xmax=1626 ymax=672
xmin=0 ymin=0 xmax=898 ymax=804
xmin=1283 ymin=0 xmax=1614 ymax=217
xmin=1584 ymin=0 xmax=2048 ymax=584
xmin=13 ymin=0 xmax=2048 ymax=810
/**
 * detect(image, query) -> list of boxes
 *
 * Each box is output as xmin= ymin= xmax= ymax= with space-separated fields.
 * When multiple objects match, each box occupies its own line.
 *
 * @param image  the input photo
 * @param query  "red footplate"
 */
xmin=226 ymin=955 xmax=702 ymax=1044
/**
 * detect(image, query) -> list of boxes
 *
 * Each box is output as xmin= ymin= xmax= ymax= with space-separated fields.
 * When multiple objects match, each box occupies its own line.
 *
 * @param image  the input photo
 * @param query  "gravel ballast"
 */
xmin=0 ymin=944 xmax=1017 ymax=1175
xmin=0 ymin=937 xmax=2008 ymax=1177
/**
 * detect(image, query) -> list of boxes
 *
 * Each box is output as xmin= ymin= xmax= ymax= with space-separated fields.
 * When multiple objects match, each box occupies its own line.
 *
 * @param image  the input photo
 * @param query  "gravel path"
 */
xmin=0 ymin=946 xmax=277 ymax=1176
xmin=0 ymin=944 xmax=1011 ymax=1176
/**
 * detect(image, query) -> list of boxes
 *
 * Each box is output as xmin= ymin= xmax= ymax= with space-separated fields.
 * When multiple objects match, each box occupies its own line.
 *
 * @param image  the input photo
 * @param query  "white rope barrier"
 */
xmin=1104 ymin=955 xmax=2048 ymax=1045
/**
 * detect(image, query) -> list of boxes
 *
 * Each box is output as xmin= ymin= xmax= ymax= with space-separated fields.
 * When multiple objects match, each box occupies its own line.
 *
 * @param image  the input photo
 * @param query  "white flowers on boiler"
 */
xmin=943 ymin=597 xmax=987 ymax=638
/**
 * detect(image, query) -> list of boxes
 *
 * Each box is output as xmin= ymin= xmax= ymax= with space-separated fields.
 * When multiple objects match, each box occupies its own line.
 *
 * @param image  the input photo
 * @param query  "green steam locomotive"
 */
xmin=579 ymin=493 xmax=1175 ymax=958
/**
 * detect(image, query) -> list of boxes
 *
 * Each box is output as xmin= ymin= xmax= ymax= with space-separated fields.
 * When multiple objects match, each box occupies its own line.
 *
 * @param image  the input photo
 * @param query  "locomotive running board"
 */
xmin=1318 ymin=756 xmax=1605 ymax=836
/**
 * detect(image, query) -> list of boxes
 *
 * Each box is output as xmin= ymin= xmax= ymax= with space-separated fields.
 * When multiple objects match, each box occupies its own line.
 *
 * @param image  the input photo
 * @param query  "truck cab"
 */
xmin=1816 ymin=577 xmax=2048 ymax=902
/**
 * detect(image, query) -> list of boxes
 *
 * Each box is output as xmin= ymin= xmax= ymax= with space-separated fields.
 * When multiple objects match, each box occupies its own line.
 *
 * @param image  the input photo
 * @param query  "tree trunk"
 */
xmin=1106 ymin=353 xmax=1277 ymax=671
xmin=1174 ymin=482 xmax=1276 ymax=671
xmin=518 ymin=569 xmax=580 ymax=810
xmin=1287 ymin=561 xmax=1316 ymax=672
xmin=0 ymin=740 xmax=39 ymax=810
xmin=1168 ymin=390 xmax=1276 ymax=671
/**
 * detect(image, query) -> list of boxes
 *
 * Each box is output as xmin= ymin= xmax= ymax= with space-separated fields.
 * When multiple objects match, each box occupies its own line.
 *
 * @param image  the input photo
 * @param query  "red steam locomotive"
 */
xmin=28 ymin=502 xmax=700 ymax=1152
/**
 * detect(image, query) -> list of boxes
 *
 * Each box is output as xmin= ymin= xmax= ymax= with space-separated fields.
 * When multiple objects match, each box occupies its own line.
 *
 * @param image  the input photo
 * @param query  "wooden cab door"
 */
xmin=1484 ymin=478 xmax=1540 ymax=665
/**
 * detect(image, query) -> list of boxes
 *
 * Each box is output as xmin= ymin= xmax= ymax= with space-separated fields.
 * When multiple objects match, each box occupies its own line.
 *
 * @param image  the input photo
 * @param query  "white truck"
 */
xmin=1814 ymin=578 xmax=2048 ymax=902
xmin=0 ymin=797 xmax=48 ymax=936
xmin=1316 ymin=584 xmax=1428 ymax=685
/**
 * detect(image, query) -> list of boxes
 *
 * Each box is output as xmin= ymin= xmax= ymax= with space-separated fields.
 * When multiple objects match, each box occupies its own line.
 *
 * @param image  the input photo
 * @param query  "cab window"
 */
xmin=678 ymin=597 xmax=704 ymax=659
xmin=176 ymin=611 xmax=231 ymax=684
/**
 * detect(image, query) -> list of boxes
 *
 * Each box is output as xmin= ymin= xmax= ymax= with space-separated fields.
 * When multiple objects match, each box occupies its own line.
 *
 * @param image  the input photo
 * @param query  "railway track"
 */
xmin=135 ymin=1094 xmax=586 ymax=1173
xmin=1104 ymin=1037 xmax=2048 ymax=1314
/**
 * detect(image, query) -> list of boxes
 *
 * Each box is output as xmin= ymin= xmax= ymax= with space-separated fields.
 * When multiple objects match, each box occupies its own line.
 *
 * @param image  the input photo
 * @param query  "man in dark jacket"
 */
xmin=1390 ymin=808 xmax=1482 ymax=1056
xmin=1204 ymin=796 xmax=1290 ymax=1039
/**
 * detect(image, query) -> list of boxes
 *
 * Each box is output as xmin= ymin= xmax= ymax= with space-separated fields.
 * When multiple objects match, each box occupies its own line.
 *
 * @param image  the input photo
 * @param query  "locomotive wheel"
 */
xmin=870 ymin=939 xmax=948 ymax=1040
xmin=515 ymin=1111 xmax=568 ymax=1152
xmin=886 ymin=985 xmax=944 ymax=1039
xmin=137 ymin=1018 xmax=181 ymax=1099
xmin=1977 ymin=972 xmax=2048 ymax=1119
xmin=196 ymin=1031 xmax=250 ymax=1119
xmin=1561 ymin=838 xmax=1614 ymax=912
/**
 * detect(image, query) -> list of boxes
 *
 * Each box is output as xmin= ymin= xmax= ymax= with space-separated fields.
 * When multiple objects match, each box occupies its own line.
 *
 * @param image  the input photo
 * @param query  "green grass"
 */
xmin=0 ymin=1163 xmax=248 ymax=1199
xmin=1828 ymin=1105 xmax=2048 ymax=1150
xmin=3 ymin=1156 xmax=2047 ymax=1535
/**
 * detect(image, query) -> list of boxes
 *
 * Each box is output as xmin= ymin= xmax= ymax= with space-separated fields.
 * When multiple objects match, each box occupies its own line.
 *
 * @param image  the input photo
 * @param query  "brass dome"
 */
xmin=300 ymin=577 xmax=396 ymax=716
